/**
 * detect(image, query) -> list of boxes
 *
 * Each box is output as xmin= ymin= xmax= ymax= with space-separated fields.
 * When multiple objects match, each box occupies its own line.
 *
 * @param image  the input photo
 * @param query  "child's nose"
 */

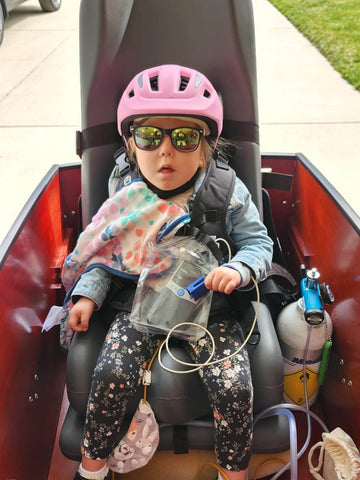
xmin=159 ymin=134 xmax=175 ymax=155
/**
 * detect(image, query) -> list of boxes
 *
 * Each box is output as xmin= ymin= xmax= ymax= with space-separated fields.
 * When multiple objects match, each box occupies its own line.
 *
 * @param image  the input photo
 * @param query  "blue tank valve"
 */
xmin=300 ymin=267 xmax=324 ymax=325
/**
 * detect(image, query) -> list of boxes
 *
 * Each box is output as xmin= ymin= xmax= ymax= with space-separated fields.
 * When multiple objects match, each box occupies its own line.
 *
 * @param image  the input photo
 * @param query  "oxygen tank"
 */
xmin=276 ymin=267 xmax=334 ymax=406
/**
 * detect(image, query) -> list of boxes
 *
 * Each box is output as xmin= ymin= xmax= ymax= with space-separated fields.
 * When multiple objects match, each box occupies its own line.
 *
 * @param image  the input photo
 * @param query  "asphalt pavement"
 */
xmin=0 ymin=0 xmax=359 ymax=246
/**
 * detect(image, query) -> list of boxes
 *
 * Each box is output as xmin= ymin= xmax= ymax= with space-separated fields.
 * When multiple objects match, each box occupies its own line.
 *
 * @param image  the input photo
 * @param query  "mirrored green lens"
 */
xmin=134 ymin=126 xmax=162 ymax=150
xmin=171 ymin=128 xmax=200 ymax=151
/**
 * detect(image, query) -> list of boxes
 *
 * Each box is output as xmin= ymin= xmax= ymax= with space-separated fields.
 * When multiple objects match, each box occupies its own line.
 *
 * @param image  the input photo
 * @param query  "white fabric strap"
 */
xmin=308 ymin=441 xmax=326 ymax=480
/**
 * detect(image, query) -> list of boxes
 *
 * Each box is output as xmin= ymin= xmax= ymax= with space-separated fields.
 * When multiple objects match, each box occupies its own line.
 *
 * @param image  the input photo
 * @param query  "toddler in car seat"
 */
xmin=64 ymin=64 xmax=273 ymax=480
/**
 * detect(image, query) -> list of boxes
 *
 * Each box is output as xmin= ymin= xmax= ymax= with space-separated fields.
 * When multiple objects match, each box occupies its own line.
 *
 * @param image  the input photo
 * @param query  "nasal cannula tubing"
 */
xmin=158 ymin=275 xmax=259 ymax=374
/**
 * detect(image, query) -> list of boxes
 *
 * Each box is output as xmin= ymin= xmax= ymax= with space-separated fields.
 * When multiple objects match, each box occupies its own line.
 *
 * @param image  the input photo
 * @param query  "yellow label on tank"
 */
xmin=283 ymin=366 xmax=319 ymax=405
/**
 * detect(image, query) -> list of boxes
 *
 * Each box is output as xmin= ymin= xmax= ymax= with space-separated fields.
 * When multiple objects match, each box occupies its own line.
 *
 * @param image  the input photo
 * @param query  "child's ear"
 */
xmin=128 ymin=136 xmax=135 ymax=150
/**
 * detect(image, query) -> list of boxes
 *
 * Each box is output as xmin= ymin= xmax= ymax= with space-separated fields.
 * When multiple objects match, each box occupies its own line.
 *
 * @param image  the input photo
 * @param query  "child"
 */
xmin=65 ymin=64 xmax=273 ymax=480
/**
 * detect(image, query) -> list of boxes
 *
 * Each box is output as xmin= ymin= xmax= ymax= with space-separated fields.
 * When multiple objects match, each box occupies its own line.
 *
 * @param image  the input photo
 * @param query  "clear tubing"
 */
xmin=274 ymin=324 xmax=312 ymax=479
xmin=265 ymin=403 xmax=329 ymax=434
xmin=254 ymin=407 xmax=298 ymax=480
xmin=254 ymin=322 xmax=329 ymax=479
xmin=288 ymin=324 xmax=315 ymax=472
xmin=254 ymin=402 xmax=329 ymax=480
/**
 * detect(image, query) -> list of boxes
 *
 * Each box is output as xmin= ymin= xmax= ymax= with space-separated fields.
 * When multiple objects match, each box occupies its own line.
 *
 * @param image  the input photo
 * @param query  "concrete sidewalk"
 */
xmin=253 ymin=0 xmax=360 ymax=216
xmin=0 ymin=0 xmax=359 ymax=245
xmin=0 ymin=0 xmax=80 ymax=245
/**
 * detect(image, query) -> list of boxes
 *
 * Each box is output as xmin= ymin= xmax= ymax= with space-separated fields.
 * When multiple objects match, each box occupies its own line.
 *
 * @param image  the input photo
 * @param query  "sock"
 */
xmin=78 ymin=463 xmax=109 ymax=480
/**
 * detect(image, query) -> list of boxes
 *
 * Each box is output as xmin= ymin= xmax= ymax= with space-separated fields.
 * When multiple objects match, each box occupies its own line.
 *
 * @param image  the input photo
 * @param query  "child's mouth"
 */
xmin=159 ymin=166 xmax=175 ymax=174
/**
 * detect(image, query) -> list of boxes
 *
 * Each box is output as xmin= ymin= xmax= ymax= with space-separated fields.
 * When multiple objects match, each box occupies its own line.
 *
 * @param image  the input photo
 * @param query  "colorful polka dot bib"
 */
xmin=62 ymin=179 xmax=190 ymax=293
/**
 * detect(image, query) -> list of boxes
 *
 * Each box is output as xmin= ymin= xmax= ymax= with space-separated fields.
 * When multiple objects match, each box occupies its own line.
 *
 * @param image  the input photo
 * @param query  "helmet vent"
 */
xmin=149 ymin=76 xmax=159 ymax=91
xmin=203 ymin=89 xmax=211 ymax=98
xmin=128 ymin=89 xmax=135 ymax=98
xmin=179 ymin=76 xmax=190 ymax=91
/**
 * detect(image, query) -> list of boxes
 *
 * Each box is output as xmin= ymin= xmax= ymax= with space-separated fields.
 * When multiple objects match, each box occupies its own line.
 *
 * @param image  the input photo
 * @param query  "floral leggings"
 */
xmin=81 ymin=298 xmax=253 ymax=471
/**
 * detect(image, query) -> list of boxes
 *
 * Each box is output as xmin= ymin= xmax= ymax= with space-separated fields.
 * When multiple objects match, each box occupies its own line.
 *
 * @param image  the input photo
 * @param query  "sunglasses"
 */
xmin=129 ymin=125 xmax=204 ymax=152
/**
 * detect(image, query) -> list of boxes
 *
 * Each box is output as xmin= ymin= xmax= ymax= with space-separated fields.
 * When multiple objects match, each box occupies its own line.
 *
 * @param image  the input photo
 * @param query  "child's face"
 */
xmin=130 ymin=117 xmax=204 ymax=192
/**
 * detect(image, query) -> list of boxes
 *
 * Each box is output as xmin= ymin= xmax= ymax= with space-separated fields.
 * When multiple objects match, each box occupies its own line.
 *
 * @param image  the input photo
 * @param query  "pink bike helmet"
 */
xmin=117 ymin=64 xmax=223 ymax=142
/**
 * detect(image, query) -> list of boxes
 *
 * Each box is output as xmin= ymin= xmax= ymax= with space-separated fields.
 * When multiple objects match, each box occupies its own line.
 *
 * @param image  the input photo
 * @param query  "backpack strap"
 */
xmin=176 ymin=224 xmax=224 ymax=264
xmin=190 ymin=152 xmax=236 ymax=254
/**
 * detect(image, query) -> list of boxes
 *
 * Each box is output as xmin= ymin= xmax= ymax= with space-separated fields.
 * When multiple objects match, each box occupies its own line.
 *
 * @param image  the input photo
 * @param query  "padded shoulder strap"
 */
xmin=108 ymin=148 xmax=139 ymax=196
xmin=190 ymin=153 xmax=236 ymax=251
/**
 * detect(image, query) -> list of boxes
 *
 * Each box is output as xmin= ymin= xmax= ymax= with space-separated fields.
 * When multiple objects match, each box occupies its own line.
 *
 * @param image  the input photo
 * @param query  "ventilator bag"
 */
xmin=308 ymin=427 xmax=360 ymax=480
xmin=130 ymin=234 xmax=219 ymax=341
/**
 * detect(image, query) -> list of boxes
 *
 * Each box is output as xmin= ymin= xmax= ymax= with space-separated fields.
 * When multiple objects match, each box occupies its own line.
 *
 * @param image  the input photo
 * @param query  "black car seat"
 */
xmin=60 ymin=0 xmax=290 ymax=471
xmin=76 ymin=0 xmax=263 ymax=225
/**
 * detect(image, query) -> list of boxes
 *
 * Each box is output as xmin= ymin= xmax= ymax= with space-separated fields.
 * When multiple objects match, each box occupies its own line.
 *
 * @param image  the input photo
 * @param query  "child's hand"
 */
xmin=69 ymin=297 xmax=96 ymax=332
xmin=204 ymin=266 xmax=241 ymax=295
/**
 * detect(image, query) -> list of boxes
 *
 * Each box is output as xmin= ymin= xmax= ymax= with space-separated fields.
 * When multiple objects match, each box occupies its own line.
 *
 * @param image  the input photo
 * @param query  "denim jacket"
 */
xmin=71 ymin=174 xmax=273 ymax=308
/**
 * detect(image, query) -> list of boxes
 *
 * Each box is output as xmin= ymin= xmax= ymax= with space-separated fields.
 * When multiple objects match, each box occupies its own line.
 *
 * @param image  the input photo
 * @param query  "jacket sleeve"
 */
xmin=71 ymin=267 xmax=112 ymax=310
xmin=226 ymin=177 xmax=273 ymax=282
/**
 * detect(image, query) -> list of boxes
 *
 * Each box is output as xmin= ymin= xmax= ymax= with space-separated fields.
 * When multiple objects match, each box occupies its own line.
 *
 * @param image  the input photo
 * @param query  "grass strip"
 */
xmin=267 ymin=0 xmax=360 ymax=91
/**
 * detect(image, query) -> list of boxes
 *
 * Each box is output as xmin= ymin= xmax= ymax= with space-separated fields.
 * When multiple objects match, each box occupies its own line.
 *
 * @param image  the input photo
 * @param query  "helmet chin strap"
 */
xmin=140 ymin=168 xmax=201 ymax=199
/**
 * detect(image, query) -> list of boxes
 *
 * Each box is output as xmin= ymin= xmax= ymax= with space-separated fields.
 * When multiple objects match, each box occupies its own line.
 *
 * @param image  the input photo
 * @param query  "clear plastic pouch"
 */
xmin=130 ymin=235 xmax=219 ymax=341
